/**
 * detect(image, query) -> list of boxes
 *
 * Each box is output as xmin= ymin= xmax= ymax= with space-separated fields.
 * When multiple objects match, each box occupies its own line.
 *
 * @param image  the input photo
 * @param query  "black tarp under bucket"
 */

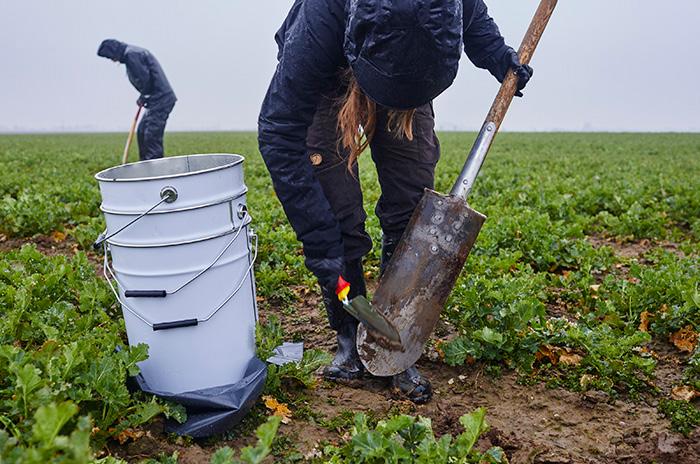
xmin=133 ymin=357 xmax=267 ymax=438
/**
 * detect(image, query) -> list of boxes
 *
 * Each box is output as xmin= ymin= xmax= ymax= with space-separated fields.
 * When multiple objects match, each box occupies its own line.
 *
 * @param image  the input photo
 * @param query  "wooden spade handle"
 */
xmin=487 ymin=0 xmax=558 ymax=130
xmin=450 ymin=0 xmax=558 ymax=199
xmin=122 ymin=105 xmax=143 ymax=165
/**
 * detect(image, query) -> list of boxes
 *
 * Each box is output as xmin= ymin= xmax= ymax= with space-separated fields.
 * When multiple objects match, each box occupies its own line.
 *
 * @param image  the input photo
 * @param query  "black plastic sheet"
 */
xmin=134 ymin=357 xmax=267 ymax=438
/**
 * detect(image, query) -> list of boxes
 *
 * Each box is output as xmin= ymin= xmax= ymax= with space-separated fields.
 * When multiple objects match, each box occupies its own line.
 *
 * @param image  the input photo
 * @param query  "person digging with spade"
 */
xmin=97 ymin=39 xmax=177 ymax=161
xmin=258 ymin=0 xmax=532 ymax=404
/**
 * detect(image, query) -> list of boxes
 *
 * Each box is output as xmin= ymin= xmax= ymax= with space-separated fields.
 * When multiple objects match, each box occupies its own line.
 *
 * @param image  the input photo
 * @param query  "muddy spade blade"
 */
xmin=356 ymin=191 xmax=485 ymax=376
xmin=343 ymin=295 xmax=402 ymax=348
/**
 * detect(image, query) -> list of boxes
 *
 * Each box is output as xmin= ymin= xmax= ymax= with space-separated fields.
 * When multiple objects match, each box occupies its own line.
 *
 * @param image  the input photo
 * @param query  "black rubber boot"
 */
xmin=322 ymin=259 xmax=366 ymax=381
xmin=323 ymin=321 xmax=364 ymax=381
xmin=391 ymin=365 xmax=433 ymax=404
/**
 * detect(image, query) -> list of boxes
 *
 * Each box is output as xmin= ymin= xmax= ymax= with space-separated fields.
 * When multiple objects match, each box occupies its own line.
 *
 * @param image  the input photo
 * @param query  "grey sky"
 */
xmin=1 ymin=0 xmax=699 ymax=132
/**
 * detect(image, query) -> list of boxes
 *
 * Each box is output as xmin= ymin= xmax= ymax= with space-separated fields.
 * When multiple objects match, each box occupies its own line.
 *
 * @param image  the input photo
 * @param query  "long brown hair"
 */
xmin=338 ymin=71 xmax=416 ymax=168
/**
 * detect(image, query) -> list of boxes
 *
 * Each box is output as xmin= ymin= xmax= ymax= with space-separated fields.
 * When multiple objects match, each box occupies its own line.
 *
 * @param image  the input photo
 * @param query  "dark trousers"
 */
xmin=137 ymin=100 xmax=175 ymax=161
xmin=306 ymin=96 xmax=441 ymax=263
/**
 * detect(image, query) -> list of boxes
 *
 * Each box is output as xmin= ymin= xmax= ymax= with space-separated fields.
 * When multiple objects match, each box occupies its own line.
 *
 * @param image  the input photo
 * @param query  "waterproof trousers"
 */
xmin=137 ymin=100 xmax=176 ymax=161
xmin=306 ymin=95 xmax=441 ymax=266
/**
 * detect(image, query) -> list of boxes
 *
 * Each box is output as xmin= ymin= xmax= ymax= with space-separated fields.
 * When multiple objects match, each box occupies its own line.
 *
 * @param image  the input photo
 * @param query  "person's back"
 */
xmin=121 ymin=44 xmax=176 ymax=108
xmin=98 ymin=39 xmax=176 ymax=160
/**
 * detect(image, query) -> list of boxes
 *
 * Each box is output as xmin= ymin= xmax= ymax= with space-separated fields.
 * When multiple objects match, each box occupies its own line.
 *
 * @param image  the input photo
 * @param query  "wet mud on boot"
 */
xmin=391 ymin=365 xmax=433 ymax=404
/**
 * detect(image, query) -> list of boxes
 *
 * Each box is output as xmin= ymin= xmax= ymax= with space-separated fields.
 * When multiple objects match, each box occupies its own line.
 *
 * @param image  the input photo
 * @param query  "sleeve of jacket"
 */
xmin=462 ymin=0 xmax=513 ymax=82
xmin=257 ymin=3 xmax=345 ymax=260
xmin=124 ymin=50 xmax=153 ymax=99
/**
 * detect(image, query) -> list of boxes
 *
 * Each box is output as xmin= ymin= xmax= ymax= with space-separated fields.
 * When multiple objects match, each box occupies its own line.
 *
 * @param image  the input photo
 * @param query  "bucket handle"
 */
xmin=104 ymin=207 xmax=250 ymax=296
xmin=93 ymin=187 xmax=178 ymax=250
xmin=102 ymin=227 xmax=258 ymax=330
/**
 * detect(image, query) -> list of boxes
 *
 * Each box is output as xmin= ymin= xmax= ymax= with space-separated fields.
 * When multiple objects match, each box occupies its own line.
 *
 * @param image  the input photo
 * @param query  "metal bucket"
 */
xmin=95 ymin=154 xmax=258 ymax=393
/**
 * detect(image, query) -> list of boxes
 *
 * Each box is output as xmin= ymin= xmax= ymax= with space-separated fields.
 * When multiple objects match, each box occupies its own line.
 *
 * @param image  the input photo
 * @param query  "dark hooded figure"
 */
xmin=258 ymin=0 xmax=533 ymax=404
xmin=97 ymin=39 xmax=176 ymax=161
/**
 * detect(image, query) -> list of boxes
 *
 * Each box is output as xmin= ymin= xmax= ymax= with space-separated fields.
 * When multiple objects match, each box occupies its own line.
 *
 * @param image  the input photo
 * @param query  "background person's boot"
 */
xmin=322 ymin=258 xmax=367 ymax=381
xmin=391 ymin=365 xmax=433 ymax=404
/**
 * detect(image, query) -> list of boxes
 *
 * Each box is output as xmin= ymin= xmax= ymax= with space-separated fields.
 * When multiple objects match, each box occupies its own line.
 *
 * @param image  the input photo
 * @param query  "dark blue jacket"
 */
xmin=258 ymin=0 xmax=511 ymax=261
xmin=98 ymin=40 xmax=176 ymax=109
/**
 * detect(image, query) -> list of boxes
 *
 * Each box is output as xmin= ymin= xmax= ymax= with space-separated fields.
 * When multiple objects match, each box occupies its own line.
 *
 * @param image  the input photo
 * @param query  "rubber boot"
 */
xmin=322 ymin=259 xmax=366 ymax=381
xmin=391 ymin=365 xmax=433 ymax=404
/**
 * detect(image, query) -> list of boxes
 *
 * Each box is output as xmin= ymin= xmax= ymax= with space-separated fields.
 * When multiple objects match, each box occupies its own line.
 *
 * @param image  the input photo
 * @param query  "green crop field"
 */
xmin=0 ymin=132 xmax=698 ymax=463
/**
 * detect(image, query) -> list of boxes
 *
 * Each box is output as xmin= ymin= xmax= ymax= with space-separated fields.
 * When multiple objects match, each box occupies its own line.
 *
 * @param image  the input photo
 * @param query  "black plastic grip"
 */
xmin=152 ymin=319 xmax=199 ymax=331
xmin=125 ymin=290 xmax=167 ymax=298
xmin=93 ymin=231 xmax=107 ymax=250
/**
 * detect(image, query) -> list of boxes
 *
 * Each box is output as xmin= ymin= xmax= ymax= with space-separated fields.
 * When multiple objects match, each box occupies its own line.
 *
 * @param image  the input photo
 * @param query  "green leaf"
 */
xmin=455 ymin=407 xmax=489 ymax=454
xmin=238 ymin=416 xmax=281 ymax=464
xmin=210 ymin=447 xmax=236 ymax=464
xmin=475 ymin=326 xmax=504 ymax=345
xmin=121 ymin=343 xmax=149 ymax=377
xmin=349 ymin=431 xmax=393 ymax=460
xmin=127 ymin=399 xmax=166 ymax=427
xmin=53 ymin=415 xmax=93 ymax=463
xmin=443 ymin=336 xmax=474 ymax=366
xmin=162 ymin=401 xmax=187 ymax=424
xmin=255 ymin=317 xmax=284 ymax=361
xmin=14 ymin=363 xmax=43 ymax=414
xmin=31 ymin=401 xmax=79 ymax=445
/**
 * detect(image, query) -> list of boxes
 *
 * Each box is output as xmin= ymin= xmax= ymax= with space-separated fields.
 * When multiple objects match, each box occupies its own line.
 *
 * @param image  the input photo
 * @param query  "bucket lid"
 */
xmin=95 ymin=154 xmax=244 ymax=183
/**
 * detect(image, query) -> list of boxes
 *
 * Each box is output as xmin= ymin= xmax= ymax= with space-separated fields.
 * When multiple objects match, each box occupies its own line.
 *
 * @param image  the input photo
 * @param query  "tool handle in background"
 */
xmin=451 ymin=0 xmax=558 ymax=200
xmin=121 ymin=105 xmax=143 ymax=165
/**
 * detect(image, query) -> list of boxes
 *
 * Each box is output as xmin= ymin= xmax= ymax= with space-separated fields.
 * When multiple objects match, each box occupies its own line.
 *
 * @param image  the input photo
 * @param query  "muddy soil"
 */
xmin=3 ymin=236 xmax=697 ymax=463
xmin=586 ymin=235 xmax=686 ymax=260
xmin=0 ymin=233 xmax=78 ymax=255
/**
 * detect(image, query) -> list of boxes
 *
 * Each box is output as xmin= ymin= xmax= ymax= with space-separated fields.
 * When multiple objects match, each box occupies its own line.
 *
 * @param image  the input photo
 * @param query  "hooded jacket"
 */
xmin=258 ymin=0 xmax=512 ymax=262
xmin=98 ymin=40 xmax=176 ymax=108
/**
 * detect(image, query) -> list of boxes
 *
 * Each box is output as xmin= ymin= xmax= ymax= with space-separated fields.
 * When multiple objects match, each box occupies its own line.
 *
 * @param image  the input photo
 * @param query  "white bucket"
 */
xmin=95 ymin=154 xmax=258 ymax=393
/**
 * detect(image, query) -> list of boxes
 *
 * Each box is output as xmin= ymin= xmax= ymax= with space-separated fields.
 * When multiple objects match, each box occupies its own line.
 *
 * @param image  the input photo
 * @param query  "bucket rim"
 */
xmin=95 ymin=153 xmax=244 ymax=183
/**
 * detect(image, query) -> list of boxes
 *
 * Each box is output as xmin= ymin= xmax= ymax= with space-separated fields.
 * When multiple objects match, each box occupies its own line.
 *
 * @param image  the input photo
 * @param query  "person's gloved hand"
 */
xmin=504 ymin=48 xmax=534 ymax=97
xmin=136 ymin=96 xmax=146 ymax=107
xmin=305 ymin=256 xmax=344 ymax=290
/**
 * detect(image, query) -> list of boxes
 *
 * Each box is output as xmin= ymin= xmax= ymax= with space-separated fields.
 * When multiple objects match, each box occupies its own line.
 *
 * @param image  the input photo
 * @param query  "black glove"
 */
xmin=504 ymin=48 xmax=534 ymax=97
xmin=136 ymin=96 xmax=146 ymax=107
xmin=305 ymin=256 xmax=344 ymax=290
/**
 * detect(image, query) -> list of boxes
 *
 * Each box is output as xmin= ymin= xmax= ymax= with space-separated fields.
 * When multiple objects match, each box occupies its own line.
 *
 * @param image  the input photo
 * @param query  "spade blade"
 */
xmin=343 ymin=295 xmax=402 ymax=348
xmin=357 ymin=190 xmax=486 ymax=376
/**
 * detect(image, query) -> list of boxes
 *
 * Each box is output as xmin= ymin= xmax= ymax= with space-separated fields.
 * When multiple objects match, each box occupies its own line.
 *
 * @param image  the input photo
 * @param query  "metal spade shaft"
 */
xmin=357 ymin=0 xmax=559 ymax=377
xmin=452 ymin=0 xmax=559 ymax=200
